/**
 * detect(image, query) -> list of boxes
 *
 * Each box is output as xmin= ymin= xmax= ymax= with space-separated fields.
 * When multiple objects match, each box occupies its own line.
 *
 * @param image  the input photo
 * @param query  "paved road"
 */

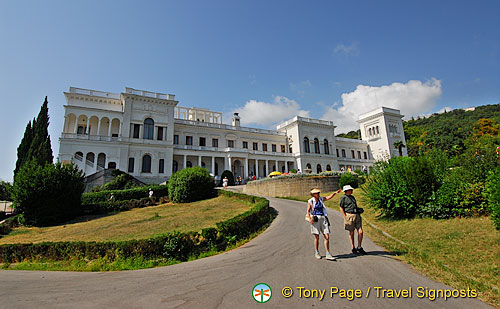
xmin=0 ymin=197 xmax=490 ymax=308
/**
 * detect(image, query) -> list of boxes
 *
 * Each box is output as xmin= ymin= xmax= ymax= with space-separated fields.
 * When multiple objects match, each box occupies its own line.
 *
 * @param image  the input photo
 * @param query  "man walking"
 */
xmin=339 ymin=185 xmax=366 ymax=255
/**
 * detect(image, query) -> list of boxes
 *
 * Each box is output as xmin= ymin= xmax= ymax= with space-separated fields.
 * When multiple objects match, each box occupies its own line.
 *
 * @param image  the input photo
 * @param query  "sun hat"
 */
xmin=342 ymin=185 xmax=354 ymax=192
xmin=310 ymin=188 xmax=321 ymax=195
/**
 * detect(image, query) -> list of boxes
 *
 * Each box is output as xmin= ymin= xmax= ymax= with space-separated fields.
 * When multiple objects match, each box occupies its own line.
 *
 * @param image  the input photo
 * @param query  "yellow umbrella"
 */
xmin=268 ymin=171 xmax=282 ymax=177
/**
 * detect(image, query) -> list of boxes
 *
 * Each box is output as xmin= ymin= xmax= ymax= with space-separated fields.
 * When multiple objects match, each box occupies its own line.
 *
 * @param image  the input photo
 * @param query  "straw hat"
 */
xmin=310 ymin=188 xmax=321 ymax=195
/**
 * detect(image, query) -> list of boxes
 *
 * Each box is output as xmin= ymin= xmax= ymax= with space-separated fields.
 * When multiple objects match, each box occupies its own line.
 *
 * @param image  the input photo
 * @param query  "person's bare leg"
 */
xmin=314 ymin=234 xmax=320 ymax=252
xmin=349 ymin=230 xmax=355 ymax=248
xmin=323 ymin=233 xmax=330 ymax=253
xmin=357 ymin=228 xmax=364 ymax=248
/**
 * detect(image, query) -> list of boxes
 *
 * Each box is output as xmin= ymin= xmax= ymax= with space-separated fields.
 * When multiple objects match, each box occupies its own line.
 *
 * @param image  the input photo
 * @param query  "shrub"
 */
xmin=486 ymin=166 xmax=500 ymax=230
xmin=12 ymin=161 xmax=85 ymax=226
xmin=339 ymin=172 xmax=358 ymax=189
xmin=218 ymin=170 xmax=234 ymax=187
xmin=91 ymin=171 xmax=142 ymax=192
xmin=0 ymin=181 xmax=13 ymax=201
xmin=82 ymin=185 xmax=168 ymax=205
xmin=168 ymin=167 xmax=215 ymax=203
xmin=290 ymin=168 xmax=297 ymax=173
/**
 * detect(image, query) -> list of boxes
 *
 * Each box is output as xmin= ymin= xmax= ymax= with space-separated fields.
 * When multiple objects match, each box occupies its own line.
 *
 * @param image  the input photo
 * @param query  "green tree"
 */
xmin=394 ymin=141 xmax=406 ymax=157
xmin=13 ymin=97 xmax=53 ymax=179
xmin=168 ymin=167 xmax=215 ymax=203
xmin=14 ymin=120 xmax=34 ymax=177
xmin=0 ymin=181 xmax=13 ymax=201
xmin=13 ymin=160 xmax=85 ymax=226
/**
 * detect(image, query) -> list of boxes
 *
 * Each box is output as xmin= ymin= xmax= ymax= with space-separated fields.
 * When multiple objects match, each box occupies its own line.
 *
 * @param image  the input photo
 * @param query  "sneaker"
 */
xmin=357 ymin=247 xmax=367 ymax=255
xmin=315 ymin=251 xmax=321 ymax=259
xmin=352 ymin=248 xmax=358 ymax=255
xmin=325 ymin=253 xmax=337 ymax=261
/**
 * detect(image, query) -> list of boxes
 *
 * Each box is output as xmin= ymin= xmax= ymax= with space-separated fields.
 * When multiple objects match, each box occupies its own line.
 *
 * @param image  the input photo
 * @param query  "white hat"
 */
xmin=342 ymin=185 xmax=354 ymax=192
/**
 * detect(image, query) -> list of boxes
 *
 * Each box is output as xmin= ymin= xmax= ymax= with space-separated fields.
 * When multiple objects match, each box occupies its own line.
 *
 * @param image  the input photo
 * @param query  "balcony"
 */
xmin=69 ymin=87 xmax=121 ymax=100
xmin=174 ymin=119 xmax=286 ymax=136
xmin=125 ymin=87 xmax=175 ymax=100
xmin=60 ymin=133 xmax=122 ymax=142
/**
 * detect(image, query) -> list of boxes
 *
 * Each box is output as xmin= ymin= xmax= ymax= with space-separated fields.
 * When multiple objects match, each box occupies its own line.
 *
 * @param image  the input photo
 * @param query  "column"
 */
xmin=265 ymin=160 xmax=269 ymax=176
xmin=256 ymin=160 xmax=259 ymax=178
xmin=183 ymin=155 xmax=187 ymax=170
xmin=85 ymin=117 xmax=90 ymax=135
xmin=211 ymin=156 xmax=215 ymax=174
xmin=108 ymin=122 xmax=112 ymax=137
xmin=228 ymin=156 xmax=232 ymax=172
xmin=245 ymin=157 xmax=249 ymax=179
xmin=275 ymin=160 xmax=278 ymax=172
xmin=73 ymin=118 xmax=78 ymax=134
xmin=198 ymin=156 xmax=202 ymax=167
xmin=97 ymin=120 xmax=101 ymax=136
xmin=139 ymin=125 xmax=143 ymax=140
xmin=118 ymin=122 xmax=122 ymax=137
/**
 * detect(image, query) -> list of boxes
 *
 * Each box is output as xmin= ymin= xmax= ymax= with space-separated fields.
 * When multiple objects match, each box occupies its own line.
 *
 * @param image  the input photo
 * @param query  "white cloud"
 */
xmin=333 ymin=42 xmax=360 ymax=56
xmin=233 ymin=96 xmax=310 ymax=127
xmin=322 ymin=79 xmax=443 ymax=132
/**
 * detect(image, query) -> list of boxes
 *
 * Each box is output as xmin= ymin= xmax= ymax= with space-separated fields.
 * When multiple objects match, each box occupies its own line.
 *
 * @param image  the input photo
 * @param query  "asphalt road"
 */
xmin=0 ymin=197 xmax=490 ymax=308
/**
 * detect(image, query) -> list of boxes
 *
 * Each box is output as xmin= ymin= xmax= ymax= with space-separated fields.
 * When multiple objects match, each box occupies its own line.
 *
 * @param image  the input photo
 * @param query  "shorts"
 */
xmin=311 ymin=215 xmax=330 ymax=235
xmin=344 ymin=213 xmax=362 ymax=232
xmin=223 ymin=183 xmax=228 ymax=188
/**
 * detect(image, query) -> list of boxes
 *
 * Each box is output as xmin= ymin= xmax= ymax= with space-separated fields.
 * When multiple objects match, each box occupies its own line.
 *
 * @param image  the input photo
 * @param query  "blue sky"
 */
xmin=1 ymin=0 xmax=499 ymax=182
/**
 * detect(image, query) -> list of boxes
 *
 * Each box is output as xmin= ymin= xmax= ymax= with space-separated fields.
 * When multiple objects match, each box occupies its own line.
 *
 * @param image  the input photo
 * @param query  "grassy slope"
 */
xmin=0 ymin=195 xmax=250 ymax=244
xmin=281 ymin=189 xmax=500 ymax=306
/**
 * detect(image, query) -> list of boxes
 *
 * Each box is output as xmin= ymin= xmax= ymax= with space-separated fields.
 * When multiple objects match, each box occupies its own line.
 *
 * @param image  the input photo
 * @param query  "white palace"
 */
xmin=58 ymin=87 xmax=407 ymax=184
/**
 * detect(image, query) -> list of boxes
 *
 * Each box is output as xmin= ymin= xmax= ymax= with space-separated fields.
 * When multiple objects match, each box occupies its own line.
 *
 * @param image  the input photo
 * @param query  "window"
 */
xmin=212 ymin=138 xmax=218 ymax=147
xmin=272 ymin=144 xmax=276 ymax=152
xmin=77 ymin=126 xmax=85 ymax=135
xmin=142 ymin=155 xmax=151 ymax=173
xmin=128 ymin=158 xmax=134 ymax=173
xmin=253 ymin=142 xmax=258 ymax=150
xmin=199 ymin=137 xmax=206 ymax=146
xmin=317 ymin=164 xmax=322 ymax=173
xmin=314 ymin=138 xmax=320 ymax=154
xmin=336 ymin=149 xmax=340 ymax=157
xmin=75 ymin=151 xmax=83 ymax=161
xmin=289 ymin=146 xmax=293 ymax=153
xmin=157 ymin=127 xmax=164 ymax=140
xmin=186 ymin=161 xmax=192 ymax=168
xmin=324 ymin=139 xmax=329 ymax=154
xmin=173 ymin=160 xmax=178 ymax=172
xmin=351 ymin=150 xmax=355 ymax=158
xmin=227 ymin=140 xmax=234 ymax=148
xmin=133 ymin=124 xmax=140 ymax=138
xmin=281 ymin=145 xmax=286 ymax=153
xmin=368 ymin=128 xmax=372 ymax=136
xmin=376 ymin=126 xmax=380 ymax=134
xmin=342 ymin=149 xmax=346 ymax=158
xmin=306 ymin=163 xmax=312 ymax=171
xmin=143 ymin=118 xmax=154 ymax=140
xmin=262 ymin=143 xmax=268 ymax=151
xmin=326 ymin=164 xmax=331 ymax=171
xmin=303 ymin=137 xmax=310 ymax=153
xmin=357 ymin=151 xmax=361 ymax=159
xmin=159 ymin=159 xmax=164 ymax=174
xmin=173 ymin=135 xmax=179 ymax=144
xmin=364 ymin=152 xmax=368 ymax=160
xmin=186 ymin=136 xmax=193 ymax=145
xmin=243 ymin=141 xmax=248 ymax=149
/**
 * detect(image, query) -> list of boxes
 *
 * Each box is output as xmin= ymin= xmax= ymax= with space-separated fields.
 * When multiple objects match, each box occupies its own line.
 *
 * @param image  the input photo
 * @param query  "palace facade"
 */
xmin=58 ymin=87 xmax=406 ymax=184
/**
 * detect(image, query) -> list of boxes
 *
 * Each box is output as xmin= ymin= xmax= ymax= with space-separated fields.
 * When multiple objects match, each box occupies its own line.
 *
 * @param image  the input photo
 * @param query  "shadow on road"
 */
xmin=335 ymin=250 xmax=405 ymax=260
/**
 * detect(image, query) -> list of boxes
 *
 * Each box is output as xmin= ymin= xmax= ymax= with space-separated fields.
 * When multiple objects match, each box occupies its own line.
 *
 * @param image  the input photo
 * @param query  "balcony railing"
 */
xmin=125 ymin=87 xmax=175 ymax=100
xmin=61 ymin=133 xmax=121 ymax=142
xmin=69 ymin=87 xmax=121 ymax=99
xmin=174 ymin=119 xmax=286 ymax=136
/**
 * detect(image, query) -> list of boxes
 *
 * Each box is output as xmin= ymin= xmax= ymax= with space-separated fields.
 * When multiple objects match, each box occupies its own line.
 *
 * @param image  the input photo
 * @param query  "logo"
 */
xmin=252 ymin=283 xmax=272 ymax=303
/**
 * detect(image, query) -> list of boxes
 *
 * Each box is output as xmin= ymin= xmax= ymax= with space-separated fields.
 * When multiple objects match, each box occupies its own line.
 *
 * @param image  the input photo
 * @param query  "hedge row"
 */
xmin=0 ymin=191 xmax=273 ymax=263
xmin=81 ymin=185 xmax=168 ymax=205
xmin=82 ymin=197 xmax=156 ymax=215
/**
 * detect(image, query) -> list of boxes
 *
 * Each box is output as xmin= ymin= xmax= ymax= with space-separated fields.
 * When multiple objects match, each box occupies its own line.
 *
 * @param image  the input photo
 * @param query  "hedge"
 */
xmin=82 ymin=197 xmax=156 ymax=215
xmin=81 ymin=185 xmax=168 ymax=205
xmin=0 ymin=191 xmax=274 ymax=263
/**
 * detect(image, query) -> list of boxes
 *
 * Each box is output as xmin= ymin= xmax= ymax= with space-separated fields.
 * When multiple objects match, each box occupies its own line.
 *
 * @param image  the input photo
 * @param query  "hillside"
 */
xmin=404 ymin=104 xmax=500 ymax=156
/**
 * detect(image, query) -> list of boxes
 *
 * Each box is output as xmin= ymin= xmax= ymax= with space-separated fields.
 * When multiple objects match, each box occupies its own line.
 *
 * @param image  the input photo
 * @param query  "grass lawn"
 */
xmin=280 ymin=189 xmax=500 ymax=307
xmin=0 ymin=195 xmax=251 ymax=244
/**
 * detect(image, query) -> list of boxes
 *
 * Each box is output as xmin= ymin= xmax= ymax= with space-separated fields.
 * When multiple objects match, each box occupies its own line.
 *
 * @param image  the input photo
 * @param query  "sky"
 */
xmin=1 ymin=0 xmax=499 ymax=182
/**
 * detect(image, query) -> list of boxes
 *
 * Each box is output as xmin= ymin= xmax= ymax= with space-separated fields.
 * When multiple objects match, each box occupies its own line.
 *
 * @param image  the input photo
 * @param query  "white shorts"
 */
xmin=223 ymin=183 xmax=228 ymax=187
xmin=310 ymin=215 xmax=330 ymax=235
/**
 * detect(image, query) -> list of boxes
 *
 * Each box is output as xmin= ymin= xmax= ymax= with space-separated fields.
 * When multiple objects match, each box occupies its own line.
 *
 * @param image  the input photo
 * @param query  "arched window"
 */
xmin=341 ymin=149 xmax=346 ymax=158
xmin=201 ymin=161 xmax=206 ymax=168
xmin=303 ymin=137 xmax=310 ymax=153
xmin=173 ymin=160 xmax=178 ymax=172
xmin=314 ymin=138 xmax=320 ymax=154
xmin=306 ymin=163 xmax=312 ymax=170
xmin=326 ymin=164 xmax=331 ymax=171
xmin=108 ymin=162 xmax=116 ymax=169
xmin=186 ymin=161 xmax=192 ymax=168
xmin=75 ymin=151 xmax=83 ymax=161
xmin=86 ymin=152 xmax=95 ymax=163
xmin=324 ymin=139 xmax=329 ymax=154
xmin=376 ymin=126 xmax=380 ymax=134
xmin=97 ymin=153 xmax=106 ymax=169
xmin=142 ymin=154 xmax=152 ymax=173
xmin=368 ymin=128 xmax=372 ymax=136
xmin=317 ymin=164 xmax=322 ymax=173
xmin=143 ymin=118 xmax=154 ymax=140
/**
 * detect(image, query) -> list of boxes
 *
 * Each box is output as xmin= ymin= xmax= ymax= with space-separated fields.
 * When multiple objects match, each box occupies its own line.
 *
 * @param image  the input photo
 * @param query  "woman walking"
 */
xmin=306 ymin=188 xmax=342 ymax=260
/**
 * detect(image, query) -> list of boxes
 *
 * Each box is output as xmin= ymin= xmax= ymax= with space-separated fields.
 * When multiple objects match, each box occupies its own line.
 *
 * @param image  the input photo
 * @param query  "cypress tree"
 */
xmin=14 ymin=120 xmax=34 ymax=178
xmin=27 ymin=96 xmax=53 ymax=167
xmin=14 ymin=96 xmax=53 ymax=180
